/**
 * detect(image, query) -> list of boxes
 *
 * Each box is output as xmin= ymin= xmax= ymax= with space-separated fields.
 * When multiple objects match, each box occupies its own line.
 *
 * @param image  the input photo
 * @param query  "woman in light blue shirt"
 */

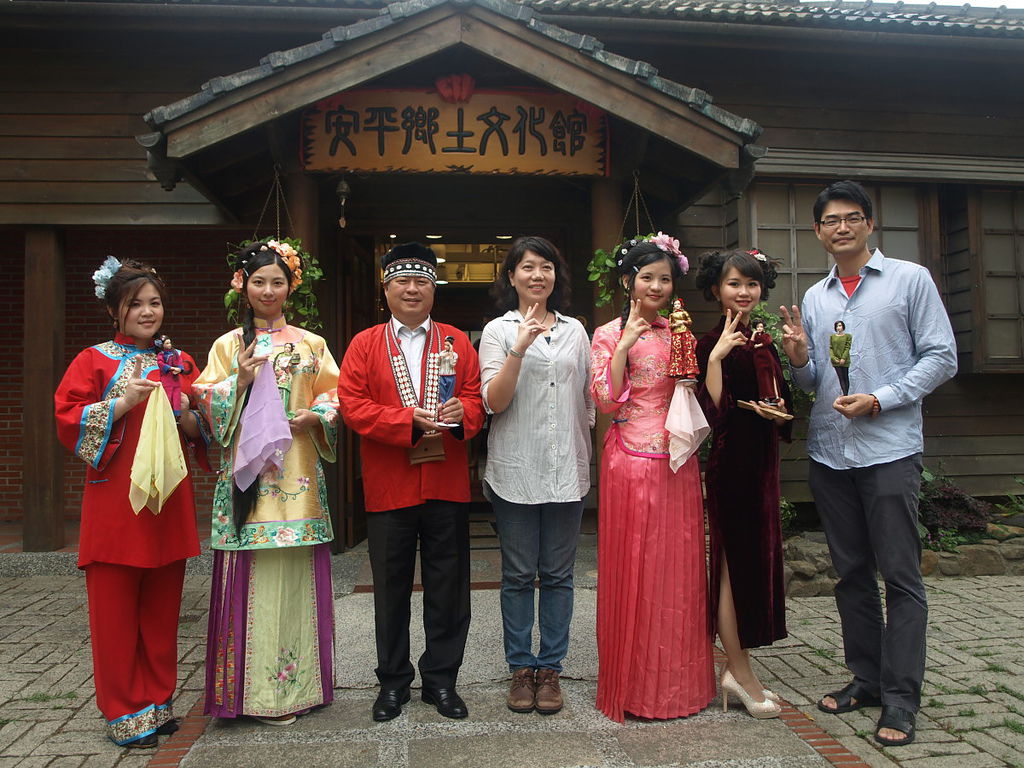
xmin=478 ymin=236 xmax=594 ymax=715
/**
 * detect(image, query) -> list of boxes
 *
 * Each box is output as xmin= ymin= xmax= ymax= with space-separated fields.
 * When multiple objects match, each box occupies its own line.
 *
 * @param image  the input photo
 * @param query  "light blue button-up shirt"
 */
xmin=791 ymin=249 xmax=957 ymax=470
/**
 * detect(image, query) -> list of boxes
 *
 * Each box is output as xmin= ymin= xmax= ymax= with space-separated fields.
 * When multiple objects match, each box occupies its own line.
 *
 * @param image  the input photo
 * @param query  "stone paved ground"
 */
xmin=0 ymin=547 xmax=1021 ymax=767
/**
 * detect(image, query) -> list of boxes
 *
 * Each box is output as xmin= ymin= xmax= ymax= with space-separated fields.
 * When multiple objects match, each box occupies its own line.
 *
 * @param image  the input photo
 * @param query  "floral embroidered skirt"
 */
xmin=205 ymin=543 xmax=335 ymax=718
xmin=595 ymin=442 xmax=715 ymax=723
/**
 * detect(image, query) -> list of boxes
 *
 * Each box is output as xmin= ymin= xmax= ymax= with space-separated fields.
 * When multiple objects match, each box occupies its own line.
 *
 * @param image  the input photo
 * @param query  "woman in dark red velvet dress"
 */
xmin=695 ymin=249 xmax=792 ymax=719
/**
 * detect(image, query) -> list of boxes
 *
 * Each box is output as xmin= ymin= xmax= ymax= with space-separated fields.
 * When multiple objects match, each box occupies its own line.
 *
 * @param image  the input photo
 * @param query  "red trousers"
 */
xmin=84 ymin=559 xmax=185 ymax=744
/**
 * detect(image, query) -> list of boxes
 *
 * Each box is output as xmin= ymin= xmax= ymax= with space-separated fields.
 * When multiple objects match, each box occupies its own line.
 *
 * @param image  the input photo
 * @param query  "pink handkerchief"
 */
xmin=233 ymin=361 xmax=292 ymax=490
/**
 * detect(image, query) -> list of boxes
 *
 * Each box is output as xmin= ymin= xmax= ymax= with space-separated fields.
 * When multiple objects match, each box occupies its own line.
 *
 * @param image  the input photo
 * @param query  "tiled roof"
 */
xmin=533 ymin=0 xmax=1024 ymax=37
xmin=143 ymin=0 xmax=762 ymax=143
xmin=82 ymin=0 xmax=1024 ymax=38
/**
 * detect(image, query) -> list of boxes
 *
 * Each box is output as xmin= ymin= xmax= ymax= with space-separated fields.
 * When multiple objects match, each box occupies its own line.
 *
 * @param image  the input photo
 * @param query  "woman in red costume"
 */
xmin=54 ymin=258 xmax=202 ymax=748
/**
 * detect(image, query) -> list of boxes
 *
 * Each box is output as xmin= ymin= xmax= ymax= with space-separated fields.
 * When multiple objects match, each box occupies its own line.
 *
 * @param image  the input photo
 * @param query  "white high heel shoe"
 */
xmin=720 ymin=670 xmax=782 ymax=719
xmin=762 ymin=688 xmax=782 ymax=703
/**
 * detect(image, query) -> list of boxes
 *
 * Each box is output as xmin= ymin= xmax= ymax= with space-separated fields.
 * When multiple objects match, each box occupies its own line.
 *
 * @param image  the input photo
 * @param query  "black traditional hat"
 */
xmin=381 ymin=242 xmax=437 ymax=284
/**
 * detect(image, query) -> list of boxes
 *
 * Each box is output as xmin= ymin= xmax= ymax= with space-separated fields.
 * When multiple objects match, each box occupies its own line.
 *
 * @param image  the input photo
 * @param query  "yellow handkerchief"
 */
xmin=129 ymin=387 xmax=187 ymax=515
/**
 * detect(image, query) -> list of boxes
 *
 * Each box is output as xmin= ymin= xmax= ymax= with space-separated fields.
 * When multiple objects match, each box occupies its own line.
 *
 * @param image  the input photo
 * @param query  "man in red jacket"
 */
xmin=339 ymin=242 xmax=484 ymax=722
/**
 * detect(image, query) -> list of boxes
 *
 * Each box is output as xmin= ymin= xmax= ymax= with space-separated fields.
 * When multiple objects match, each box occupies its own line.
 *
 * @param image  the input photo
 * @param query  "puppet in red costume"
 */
xmin=338 ymin=242 xmax=483 ymax=723
xmin=54 ymin=258 xmax=202 ymax=748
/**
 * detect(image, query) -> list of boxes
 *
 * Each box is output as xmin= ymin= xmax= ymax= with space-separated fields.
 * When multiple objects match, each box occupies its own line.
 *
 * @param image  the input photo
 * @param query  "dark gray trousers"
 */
xmin=809 ymin=454 xmax=926 ymax=713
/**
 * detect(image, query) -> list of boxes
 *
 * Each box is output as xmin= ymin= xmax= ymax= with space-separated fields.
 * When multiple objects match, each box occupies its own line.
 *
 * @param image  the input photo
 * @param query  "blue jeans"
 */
xmin=491 ymin=493 xmax=584 ymax=672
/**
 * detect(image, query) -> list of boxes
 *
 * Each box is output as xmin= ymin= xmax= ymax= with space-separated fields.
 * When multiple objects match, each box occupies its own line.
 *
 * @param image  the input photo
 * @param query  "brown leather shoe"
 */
xmin=534 ymin=668 xmax=563 ymax=714
xmin=506 ymin=668 xmax=535 ymax=713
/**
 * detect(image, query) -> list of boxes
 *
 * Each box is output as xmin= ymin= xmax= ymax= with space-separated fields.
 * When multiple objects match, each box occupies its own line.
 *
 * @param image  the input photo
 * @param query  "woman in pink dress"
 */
xmin=590 ymin=237 xmax=715 ymax=723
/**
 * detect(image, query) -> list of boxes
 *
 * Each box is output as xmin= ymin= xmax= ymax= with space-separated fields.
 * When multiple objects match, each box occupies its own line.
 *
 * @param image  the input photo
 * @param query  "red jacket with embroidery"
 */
xmin=338 ymin=321 xmax=483 ymax=512
xmin=54 ymin=334 xmax=202 ymax=569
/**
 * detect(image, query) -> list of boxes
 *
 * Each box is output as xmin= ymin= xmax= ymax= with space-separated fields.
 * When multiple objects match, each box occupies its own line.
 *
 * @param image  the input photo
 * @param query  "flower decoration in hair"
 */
xmin=267 ymin=239 xmax=303 ymax=290
xmin=92 ymin=255 xmax=122 ymax=300
xmin=650 ymin=231 xmax=689 ymax=274
xmin=747 ymin=248 xmax=768 ymax=264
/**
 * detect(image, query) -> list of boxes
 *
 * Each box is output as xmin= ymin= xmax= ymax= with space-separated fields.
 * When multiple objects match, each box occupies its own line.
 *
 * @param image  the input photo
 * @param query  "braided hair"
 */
xmin=616 ymin=241 xmax=686 ymax=329
xmin=229 ymin=243 xmax=295 ymax=529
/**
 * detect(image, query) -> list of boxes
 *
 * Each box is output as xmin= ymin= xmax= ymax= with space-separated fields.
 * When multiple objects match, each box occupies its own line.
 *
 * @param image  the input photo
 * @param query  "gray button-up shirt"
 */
xmin=479 ymin=310 xmax=595 ymax=504
xmin=791 ymin=249 xmax=957 ymax=470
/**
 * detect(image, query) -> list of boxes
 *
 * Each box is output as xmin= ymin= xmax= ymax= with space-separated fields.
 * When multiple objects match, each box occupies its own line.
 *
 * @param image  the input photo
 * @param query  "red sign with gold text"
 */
xmin=302 ymin=88 xmax=607 ymax=176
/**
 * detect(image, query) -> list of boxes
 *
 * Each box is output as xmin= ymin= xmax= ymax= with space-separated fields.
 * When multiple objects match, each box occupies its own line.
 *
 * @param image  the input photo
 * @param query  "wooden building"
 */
xmin=4 ymin=0 xmax=1022 ymax=550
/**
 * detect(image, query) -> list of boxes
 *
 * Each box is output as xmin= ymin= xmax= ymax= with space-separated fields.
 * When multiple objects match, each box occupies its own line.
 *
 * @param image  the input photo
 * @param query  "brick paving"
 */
xmin=0 ymin=553 xmax=1021 ymax=766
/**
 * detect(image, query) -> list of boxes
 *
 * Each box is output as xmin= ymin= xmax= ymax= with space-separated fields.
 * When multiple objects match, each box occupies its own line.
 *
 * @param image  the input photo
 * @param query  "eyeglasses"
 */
xmin=818 ymin=214 xmax=867 ymax=230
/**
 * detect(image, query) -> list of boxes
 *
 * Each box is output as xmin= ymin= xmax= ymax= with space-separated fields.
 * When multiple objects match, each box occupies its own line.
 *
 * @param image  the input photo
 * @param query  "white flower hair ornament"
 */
xmin=92 ymin=255 xmax=122 ymax=300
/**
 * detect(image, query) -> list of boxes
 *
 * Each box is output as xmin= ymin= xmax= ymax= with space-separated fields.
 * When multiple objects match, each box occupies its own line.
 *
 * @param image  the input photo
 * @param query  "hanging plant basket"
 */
xmin=224 ymin=169 xmax=324 ymax=329
xmin=586 ymin=172 xmax=659 ymax=307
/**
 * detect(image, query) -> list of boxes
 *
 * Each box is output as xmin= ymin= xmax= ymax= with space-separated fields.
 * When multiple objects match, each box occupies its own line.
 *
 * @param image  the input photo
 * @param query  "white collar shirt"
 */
xmin=390 ymin=315 xmax=431 ymax=401
xmin=478 ymin=309 xmax=595 ymax=504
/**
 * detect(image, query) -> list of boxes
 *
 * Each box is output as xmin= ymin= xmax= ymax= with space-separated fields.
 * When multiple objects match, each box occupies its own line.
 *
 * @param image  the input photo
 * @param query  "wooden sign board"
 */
xmin=302 ymin=89 xmax=607 ymax=177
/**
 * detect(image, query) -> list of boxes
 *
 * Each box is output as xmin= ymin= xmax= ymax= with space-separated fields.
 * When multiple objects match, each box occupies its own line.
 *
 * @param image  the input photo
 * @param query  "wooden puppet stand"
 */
xmin=737 ymin=400 xmax=794 ymax=421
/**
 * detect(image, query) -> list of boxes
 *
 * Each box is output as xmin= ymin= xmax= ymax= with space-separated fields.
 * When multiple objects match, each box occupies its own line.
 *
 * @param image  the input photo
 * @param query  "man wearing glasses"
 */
xmin=779 ymin=180 xmax=956 ymax=748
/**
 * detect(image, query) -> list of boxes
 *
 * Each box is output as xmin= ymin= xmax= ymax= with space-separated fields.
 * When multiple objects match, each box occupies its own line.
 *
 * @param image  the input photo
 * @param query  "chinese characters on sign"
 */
xmin=302 ymin=89 xmax=607 ymax=176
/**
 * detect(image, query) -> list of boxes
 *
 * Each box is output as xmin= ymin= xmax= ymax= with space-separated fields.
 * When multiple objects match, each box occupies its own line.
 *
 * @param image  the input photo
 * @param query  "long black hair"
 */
xmin=230 ymin=243 xmax=295 ymax=529
xmin=616 ymin=241 xmax=686 ymax=329
xmin=489 ymin=235 xmax=572 ymax=313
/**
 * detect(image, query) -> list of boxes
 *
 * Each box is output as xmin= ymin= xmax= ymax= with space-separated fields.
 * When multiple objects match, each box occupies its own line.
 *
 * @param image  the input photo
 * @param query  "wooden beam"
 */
xmin=461 ymin=8 xmax=744 ymax=165
xmin=166 ymin=12 xmax=462 ymax=158
xmin=0 ymin=203 xmax=231 ymax=226
xmin=23 ymin=228 xmax=65 ymax=552
xmin=591 ymin=177 xmax=623 ymax=472
xmin=162 ymin=6 xmax=746 ymax=171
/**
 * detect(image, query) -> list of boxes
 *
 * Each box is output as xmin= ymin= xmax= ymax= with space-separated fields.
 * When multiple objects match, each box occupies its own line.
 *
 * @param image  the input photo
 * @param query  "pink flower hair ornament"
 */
xmin=650 ymin=231 xmax=689 ymax=274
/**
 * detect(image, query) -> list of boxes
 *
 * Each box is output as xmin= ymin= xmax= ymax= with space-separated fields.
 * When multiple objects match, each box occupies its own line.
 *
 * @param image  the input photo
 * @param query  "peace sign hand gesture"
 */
xmin=779 ymin=305 xmax=809 ymax=366
xmin=709 ymin=309 xmax=747 ymax=363
xmin=617 ymin=300 xmax=651 ymax=352
xmin=512 ymin=303 xmax=547 ymax=357
xmin=236 ymin=339 xmax=269 ymax=389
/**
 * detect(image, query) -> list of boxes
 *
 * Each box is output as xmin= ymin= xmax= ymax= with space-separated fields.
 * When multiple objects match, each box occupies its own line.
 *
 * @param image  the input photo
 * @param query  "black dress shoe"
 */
xmin=156 ymin=718 xmax=179 ymax=736
xmin=123 ymin=733 xmax=158 ymax=749
xmin=372 ymin=688 xmax=410 ymax=722
xmin=421 ymin=687 xmax=468 ymax=719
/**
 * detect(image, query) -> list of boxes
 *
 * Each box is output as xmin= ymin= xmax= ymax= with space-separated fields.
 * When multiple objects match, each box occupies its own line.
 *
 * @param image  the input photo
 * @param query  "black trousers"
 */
xmin=367 ymin=500 xmax=471 ymax=691
xmin=809 ymin=454 xmax=927 ymax=713
xmin=833 ymin=365 xmax=851 ymax=396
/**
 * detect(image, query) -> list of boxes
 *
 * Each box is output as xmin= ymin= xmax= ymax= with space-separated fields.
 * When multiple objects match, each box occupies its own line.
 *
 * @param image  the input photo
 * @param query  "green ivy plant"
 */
xmin=586 ymin=245 xmax=620 ymax=307
xmin=587 ymin=234 xmax=667 ymax=308
xmin=224 ymin=236 xmax=324 ymax=330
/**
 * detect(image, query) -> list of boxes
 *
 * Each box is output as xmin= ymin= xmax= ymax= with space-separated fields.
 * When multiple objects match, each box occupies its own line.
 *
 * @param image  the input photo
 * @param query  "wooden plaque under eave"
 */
xmin=302 ymin=88 xmax=607 ymax=177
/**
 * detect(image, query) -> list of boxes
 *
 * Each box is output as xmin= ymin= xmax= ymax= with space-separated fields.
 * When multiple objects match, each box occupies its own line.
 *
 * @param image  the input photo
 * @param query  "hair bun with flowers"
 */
xmin=746 ymin=247 xmax=779 ymax=288
xmin=615 ymin=232 xmax=689 ymax=275
xmin=266 ymin=239 xmax=303 ymax=290
xmin=92 ymin=255 xmax=122 ymax=299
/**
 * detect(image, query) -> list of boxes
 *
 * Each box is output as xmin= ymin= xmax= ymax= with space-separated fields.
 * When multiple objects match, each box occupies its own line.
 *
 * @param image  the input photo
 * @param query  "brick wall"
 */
xmin=3 ymin=227 xmax=252 ymax=523
xmin=0 ymin=234 xmax=27 ymax=521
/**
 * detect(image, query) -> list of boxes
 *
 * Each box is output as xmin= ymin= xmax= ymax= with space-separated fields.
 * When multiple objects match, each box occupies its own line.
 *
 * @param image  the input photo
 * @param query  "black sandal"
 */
xmin=816 ymin=681 xmax=882 ymax=714
xmin=875 ymin=705 xmax=916 ymax=747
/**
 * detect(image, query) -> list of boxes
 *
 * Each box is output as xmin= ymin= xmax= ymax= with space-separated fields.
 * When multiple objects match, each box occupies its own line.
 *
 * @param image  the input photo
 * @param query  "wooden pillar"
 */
xmin=591 ymin=179 xmax=623 ymax=471
xmin=23 ymin=228 xmax=65 ymax=551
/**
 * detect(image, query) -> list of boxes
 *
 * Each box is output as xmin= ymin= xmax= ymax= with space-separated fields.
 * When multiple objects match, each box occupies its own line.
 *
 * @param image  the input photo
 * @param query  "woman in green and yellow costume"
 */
xmin=194 ymin=241 xmax=340 ymax=726
xmin=830 ymin=320 xmax=852 ymax=396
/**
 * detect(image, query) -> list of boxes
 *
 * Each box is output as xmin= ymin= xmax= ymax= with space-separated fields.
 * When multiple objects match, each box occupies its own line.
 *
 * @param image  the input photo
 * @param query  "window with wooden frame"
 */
xmin=972 ymin=189 xmax=1024 ymax=370
xmin=747 ymin=182 xmax=925 ymax=309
